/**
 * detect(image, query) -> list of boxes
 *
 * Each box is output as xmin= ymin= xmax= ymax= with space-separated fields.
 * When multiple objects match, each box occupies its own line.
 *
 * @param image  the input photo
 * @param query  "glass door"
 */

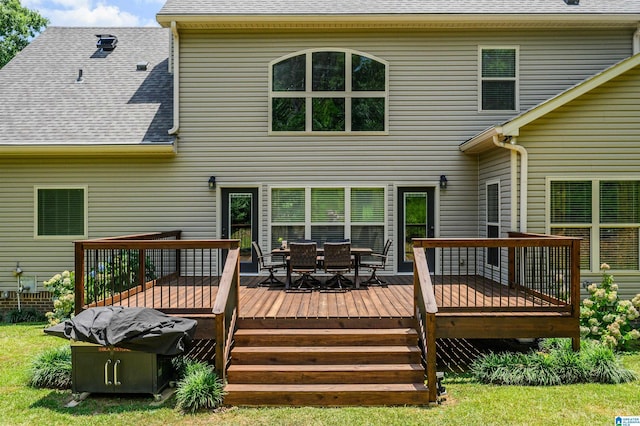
xmin=221 ymin=188 xmax=258 ymax=273
xmin=397 ymin=187 xmax=435 ymax=273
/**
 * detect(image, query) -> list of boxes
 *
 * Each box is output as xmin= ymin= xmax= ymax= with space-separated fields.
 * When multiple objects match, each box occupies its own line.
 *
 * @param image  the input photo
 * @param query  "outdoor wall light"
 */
xmin=12 ymin=262 xmax=23 ymax=278
xmin=439 ymin=175 xmax=448 ymax=189
xmin=208 ymin=176 xmax=216 ymax=190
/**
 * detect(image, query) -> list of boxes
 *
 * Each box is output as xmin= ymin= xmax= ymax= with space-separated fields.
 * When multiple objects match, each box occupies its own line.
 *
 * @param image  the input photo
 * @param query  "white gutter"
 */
xmin=168 ymin=21 xmax=180 ymax=135
xmin=493 ymin=135 xmax=528 ymax=233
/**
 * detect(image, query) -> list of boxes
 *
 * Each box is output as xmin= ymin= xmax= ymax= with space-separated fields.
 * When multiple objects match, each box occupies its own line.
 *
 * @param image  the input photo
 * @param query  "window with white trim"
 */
xmin=270 ymin=187 xmax=385 ymax=251
xmin=486 ymin=181 xmax=500 ymax=267
xmin=35 ymin=187 xmax=87 ymax=238
xmin=479 ymin=47 xmax=518 ymax=112
xmin=270 ymin=49 xmax=388 ymax=133
xmin=549 ymin=180 xmax=640 ymax=271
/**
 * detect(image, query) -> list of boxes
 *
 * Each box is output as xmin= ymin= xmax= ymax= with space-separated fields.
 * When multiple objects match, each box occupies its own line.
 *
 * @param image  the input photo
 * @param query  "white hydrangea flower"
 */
xmin=583 ymin=299 xmax=594 ymax=308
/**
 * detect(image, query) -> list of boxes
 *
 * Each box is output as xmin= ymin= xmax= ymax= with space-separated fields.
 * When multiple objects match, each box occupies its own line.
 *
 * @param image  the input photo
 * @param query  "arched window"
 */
xmin=269 ymin=49 xmax=388 ymax=133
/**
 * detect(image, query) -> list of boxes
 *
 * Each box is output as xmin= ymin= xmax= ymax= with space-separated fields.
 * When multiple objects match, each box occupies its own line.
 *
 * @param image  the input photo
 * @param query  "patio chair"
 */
xmin=360 ymin=239 xmax=392 ymax=286
xmin=252 ymin=241 xmax=287 ymax=287
xmin=323 ymin=242 xmax=353 ymax=290
xmin=289 ymin=242 xmax=320 ymax=290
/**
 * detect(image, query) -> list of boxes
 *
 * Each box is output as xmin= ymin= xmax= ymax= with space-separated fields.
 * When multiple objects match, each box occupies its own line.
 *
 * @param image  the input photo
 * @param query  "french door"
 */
xmin=221 ymin=188 xmax=258 ymax=273
xmin=397 ymin=187 xmax=435 ymax=273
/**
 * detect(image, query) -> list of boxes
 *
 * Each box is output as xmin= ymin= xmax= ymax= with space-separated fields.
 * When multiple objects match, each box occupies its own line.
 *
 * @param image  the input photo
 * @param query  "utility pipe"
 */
xmin=493 ymin=135 xmax=528 ymax=232
xmin=168 ymin=21 xmax=180 ymax=135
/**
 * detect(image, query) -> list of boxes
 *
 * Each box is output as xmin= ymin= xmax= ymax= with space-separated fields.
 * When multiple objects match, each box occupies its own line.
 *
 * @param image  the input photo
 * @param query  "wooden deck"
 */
xmin=111 ymin=275 xmax=570 ymax=319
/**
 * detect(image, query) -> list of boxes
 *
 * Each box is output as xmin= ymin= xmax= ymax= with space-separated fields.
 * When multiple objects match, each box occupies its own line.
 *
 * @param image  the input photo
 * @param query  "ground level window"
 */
xmin=270 ymin=187 xmax=385 ymax=252
xmin=549 ymin=180 xmax=640 ymax=271
xmin=36 ymin=187 xmax=86 ymax=238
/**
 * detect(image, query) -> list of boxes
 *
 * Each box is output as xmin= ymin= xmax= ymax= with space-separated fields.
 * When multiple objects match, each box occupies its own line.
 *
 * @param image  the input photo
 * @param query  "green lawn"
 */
xmin=1 ymin=323 xmax=639 ymax=426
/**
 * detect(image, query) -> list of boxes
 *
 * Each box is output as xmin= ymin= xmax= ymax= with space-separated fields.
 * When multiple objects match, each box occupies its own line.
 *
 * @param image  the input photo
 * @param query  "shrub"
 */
xmin=580 ymin=263 xmax=640 ymax=351
xmin=3 ymin=308 xmax=46 ymax=323
xmin=471 ymin=338 xmax=636 ymax=386
xmin=29 ymin=345 xmax=72 ymax=389
xmin=42 ymin=270 xmax=75 ymax=326
xmin=174 ymin=359 xmax=225 ymax=413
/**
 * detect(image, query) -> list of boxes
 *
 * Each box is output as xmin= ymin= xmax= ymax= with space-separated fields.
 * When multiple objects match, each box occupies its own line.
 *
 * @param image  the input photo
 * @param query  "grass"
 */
xmin=2 ymin=323 xmax=640 ymax=426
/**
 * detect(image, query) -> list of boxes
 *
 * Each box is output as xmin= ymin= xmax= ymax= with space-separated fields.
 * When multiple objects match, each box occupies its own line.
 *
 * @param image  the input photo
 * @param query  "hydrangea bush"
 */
xmin=580 ymin=263 xmax=640 ymax=350
xmin=43 ymin=270 xmax=74 ymax=326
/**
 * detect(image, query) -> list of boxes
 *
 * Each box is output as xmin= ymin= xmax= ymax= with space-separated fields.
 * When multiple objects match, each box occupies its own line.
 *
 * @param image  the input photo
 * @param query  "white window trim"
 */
xmin=486 ymin=180 xmax=501 ymax=268
xmin=268 ymin=48 xmax=389 ymax=135
xmin=268 ymin=185 xmax=387 ymax=249
xmin=477 ymin=45 xmax=520 ymax=113
xmin=34 ymin=185 xmax=88 ymax=240
xmin=546 ymin=177 xmax=640 ymax=274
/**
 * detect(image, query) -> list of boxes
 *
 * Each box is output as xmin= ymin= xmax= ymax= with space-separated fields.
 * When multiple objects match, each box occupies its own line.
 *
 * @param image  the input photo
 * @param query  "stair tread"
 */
xmin=232 ymin=345 xmax=420 ymax=353
xmin=228 ymin=363 xmax=424 ymax=372
xmin=234 ymin=328 xmax=417 ymax=335
xmin=226 ymin=383 xmax=429 ymax=392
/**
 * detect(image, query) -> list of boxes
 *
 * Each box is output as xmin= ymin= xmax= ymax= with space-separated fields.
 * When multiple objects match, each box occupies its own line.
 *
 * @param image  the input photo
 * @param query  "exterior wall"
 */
xmin=520 ymin=66 xmax=640 ymax=299
xmin=478 ymin=148 xmax=513 ymax=237
xmin=0 ymin=27 xmax=634 ymax=292
xmin=0 ymin=291 xmax=53 ymax=318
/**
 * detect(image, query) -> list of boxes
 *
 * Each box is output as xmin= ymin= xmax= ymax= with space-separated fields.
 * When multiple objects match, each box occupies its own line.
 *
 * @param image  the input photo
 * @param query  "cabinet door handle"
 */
xmin=104 ymin=359 xmax=112 ymax=385
xmin=113 ymin=359 xmax=121 ymax=386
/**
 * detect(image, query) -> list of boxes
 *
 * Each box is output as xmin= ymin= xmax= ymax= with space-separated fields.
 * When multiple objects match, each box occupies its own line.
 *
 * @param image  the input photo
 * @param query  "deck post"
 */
xmin=571 ymin=238 xmax=581 ymax=351
xmin=426 ymin=312 xmax=437 ymax=403
xmin=74 ymin=241 xmax=85 ymax=315
xmin=215 ymin=313 xmax=227 ymax=382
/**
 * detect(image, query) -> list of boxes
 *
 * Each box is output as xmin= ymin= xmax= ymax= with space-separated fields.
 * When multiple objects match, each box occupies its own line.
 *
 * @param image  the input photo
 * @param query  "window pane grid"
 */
xmin=480 ymin=47 xmax=517 ymax=111
xmin=271 ymin=187 xmax=384 ymax=251
xmin=550 ymin=179 xmax=640 ymax=271
xmin=271 ymin=50 xmax=386 ymax=132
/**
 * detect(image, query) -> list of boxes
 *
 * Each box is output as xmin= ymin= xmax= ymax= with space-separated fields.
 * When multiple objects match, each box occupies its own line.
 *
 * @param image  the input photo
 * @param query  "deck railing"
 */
xmin=74 ymin=232 xmax=242 ymax=314
xmin=74 ymin=232 xmax=241 ymax=380
xmin=412 ymin=246 xmax=438 ymax=404
xmin=412 ymin=232 xmax=581 ymax=401
xmin=413 ymin=232 xmax=581 ymax=315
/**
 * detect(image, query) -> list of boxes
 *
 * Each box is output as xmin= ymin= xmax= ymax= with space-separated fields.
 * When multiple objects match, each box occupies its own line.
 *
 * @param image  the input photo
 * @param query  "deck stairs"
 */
xmin=224 ymin=319 xmax=430 ymax=406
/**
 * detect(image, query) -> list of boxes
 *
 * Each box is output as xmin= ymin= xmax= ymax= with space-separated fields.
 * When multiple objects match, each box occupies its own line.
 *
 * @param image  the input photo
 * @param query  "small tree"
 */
xmin=0 ymin=0 xmax=48 ymax=68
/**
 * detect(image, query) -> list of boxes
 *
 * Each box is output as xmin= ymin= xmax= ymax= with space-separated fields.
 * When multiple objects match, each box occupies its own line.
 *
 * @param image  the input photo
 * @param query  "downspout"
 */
xmin=168 ymin=21 xmax=180 ymax=135
xmin=493 ymin=135 xmax=528 ymax=232
xmin=634 ymin=24 xmax=640 ymax=55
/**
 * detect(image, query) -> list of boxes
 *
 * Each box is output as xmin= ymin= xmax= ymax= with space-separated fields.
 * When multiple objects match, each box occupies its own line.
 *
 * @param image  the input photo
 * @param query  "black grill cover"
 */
xmin=45 ymin=307 xmax=197 ymax=356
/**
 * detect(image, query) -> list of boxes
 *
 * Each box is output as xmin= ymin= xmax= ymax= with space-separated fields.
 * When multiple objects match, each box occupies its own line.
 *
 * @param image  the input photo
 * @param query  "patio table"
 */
xmin=271 ymin=246 xmax=372 ymax=289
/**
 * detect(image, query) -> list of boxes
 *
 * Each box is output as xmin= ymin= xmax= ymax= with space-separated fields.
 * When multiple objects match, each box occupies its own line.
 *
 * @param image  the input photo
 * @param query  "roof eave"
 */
xmin=459 ymin=127 xmax=502 ymax=154
xmin=156 ymin=13 xmax=640 ymax=29
xmin=0 ymin=143 xmax=176 ymax=157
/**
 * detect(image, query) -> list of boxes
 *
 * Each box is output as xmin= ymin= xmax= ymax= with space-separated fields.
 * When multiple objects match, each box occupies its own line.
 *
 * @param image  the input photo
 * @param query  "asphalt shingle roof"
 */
xmin=0 ymin=27 xmax=173 ymax=147
xmin=158 ymin=0 xmax=640 ymax=16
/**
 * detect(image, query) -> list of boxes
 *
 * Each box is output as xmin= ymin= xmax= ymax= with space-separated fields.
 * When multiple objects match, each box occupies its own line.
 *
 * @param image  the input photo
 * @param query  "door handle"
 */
xmin=104 ymin=359 xmax=112 ymax=385
xmin=113 ymin=359 xmax=121 ymax=386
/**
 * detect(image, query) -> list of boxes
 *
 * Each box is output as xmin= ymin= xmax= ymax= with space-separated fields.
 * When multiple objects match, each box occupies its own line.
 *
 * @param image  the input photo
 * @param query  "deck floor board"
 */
xmin=109 ymin=275 xmax=570 ymax=319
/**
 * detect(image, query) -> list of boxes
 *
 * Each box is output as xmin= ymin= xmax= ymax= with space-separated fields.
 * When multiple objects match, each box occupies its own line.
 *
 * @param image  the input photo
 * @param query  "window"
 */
xmin=270 ymin=49 xmax=388 ymax=133
xmin=479 ymin=47 xmax=518 ymax=111
xmin=35 ymin=187 xmax=87 ymax=238
xmin=549 ymin=180 xmax=640 ymax=271
xmin=486 ymin=181 xmax=500 ymax=267
xmin=270 ymin=187 xmax=385 ymax=252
